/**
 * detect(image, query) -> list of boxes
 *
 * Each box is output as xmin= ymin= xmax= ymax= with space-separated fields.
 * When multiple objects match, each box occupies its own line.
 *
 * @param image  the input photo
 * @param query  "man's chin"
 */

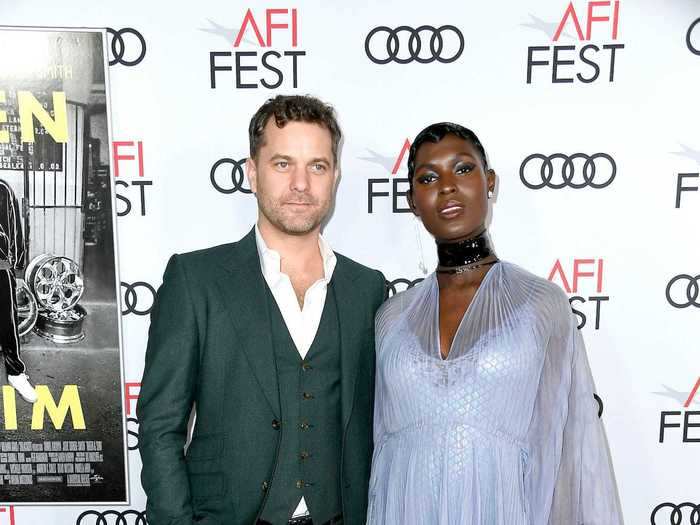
xmin=274 ymin=216 xmax=322 ymax=236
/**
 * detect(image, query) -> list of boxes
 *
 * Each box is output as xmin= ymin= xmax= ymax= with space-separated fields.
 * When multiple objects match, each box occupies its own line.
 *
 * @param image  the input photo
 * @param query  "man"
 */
xmin=138 ymin=95 xmax=385 ymax=525
xmin=0 ymin=177 xmax=38 ymax=403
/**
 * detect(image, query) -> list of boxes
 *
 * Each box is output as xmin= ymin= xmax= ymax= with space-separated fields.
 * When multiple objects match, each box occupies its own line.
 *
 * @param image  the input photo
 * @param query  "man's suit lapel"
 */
xmin=216 ymin=228 xmax=281 ymax=418
xmin=331 ymin=259 xmax=366 ymax=430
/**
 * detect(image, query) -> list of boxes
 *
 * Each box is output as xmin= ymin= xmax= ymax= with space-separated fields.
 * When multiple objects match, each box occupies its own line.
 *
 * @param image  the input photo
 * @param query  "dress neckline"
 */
xmin=434 ymin=261 xmax=501 ymax=361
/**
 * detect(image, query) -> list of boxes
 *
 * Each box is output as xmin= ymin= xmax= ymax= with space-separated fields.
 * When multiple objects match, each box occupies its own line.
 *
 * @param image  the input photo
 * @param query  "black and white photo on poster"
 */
xmin=0 ymin=26 xmax=127 ymax=504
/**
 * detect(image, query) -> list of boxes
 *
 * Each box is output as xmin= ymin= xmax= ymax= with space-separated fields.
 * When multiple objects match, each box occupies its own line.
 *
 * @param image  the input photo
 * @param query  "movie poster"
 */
xmin=0 ymin=27 xmax=127 ymax=504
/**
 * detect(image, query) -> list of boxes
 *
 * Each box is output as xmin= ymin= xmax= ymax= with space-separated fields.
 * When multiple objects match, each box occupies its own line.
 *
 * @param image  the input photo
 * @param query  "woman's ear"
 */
xmin=486 ymin=168 xmax=496 ymax=195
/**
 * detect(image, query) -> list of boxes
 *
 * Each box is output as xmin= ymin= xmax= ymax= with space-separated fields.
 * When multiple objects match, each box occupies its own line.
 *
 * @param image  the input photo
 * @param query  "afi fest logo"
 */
xmin=672 ymin=144 xmax=700 ymax=209
xmin=656 ymin=377 xmax=700 ymax=444
xmin=362 ymin=139 xmax=412 ymax=213
xmin=519 ymin=152 xmax=616 ymax=190
xmin=125 ymin=382 xmax=140 ymax=451
xmin=548 ymin=258 xmax=608 ymax=330
xmin=113 ymin=141 xmax=152 ymax=217
xmin=0 ymin=507 xmax=15 ymax=525
xmin=206 ymin=8 xmax=305 ymax=89
xmin=524 ymin=1 xmax=624 ymax=84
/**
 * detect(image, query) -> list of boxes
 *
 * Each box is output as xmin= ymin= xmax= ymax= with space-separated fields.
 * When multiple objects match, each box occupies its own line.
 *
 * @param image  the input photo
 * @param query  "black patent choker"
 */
xmin=436 ymin=230 xmax=497 ymax=273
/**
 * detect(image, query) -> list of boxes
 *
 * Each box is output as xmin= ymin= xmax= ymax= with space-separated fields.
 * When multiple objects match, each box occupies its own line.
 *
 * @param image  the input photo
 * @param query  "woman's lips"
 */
xmin=438 ymin=201 xmax=464 ymax=218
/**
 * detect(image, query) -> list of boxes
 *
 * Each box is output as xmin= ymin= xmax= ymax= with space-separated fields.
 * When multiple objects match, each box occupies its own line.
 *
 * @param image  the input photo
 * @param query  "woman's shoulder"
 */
xmin=497 ymin=260 xmax=572 ymax=321
xmin=375 ymin=274 xmax=433 ymax=339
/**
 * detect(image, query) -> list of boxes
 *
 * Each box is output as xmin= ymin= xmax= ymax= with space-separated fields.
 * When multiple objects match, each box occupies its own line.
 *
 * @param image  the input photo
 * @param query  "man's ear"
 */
xmin=246 ymin=157 xmax=258 ymax=193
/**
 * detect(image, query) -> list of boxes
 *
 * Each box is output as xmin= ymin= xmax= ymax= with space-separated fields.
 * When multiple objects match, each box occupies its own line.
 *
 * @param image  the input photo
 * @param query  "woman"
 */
xmin=367 ymin=123 xmax=623 ymax=524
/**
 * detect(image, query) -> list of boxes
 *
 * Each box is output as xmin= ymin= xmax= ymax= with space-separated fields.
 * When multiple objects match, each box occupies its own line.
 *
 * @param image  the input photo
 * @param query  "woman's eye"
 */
xmin=456 ymin=164 xmax=474 ymax=175
xmin=416 ymin=173 xmax=436 ymax=184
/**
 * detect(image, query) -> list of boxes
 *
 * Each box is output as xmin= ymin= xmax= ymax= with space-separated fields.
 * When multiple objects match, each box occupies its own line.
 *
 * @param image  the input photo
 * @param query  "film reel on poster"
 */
xmin=0 ymin=26 xmax=127 ymax=504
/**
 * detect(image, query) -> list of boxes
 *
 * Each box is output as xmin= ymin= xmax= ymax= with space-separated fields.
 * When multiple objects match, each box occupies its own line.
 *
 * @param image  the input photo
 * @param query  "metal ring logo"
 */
xmin=365 ymin=25 xmax=464 ymax=64
xmin=519 ymin=153 xmax=617 ymax=189
xmin=76 ymin=509 xmax=148 ymax=525
xmin=120 ymin=281 xmax=156 ymax=316
xmin=593 ymin=393 xmax=603 ymax=418
xmin=107 ymin=28 xmax=146 ymax=66
xmin=665 ymin=274 xmax=700 ymax=308
xmin=687 ymin=18 xmax=700 ymax=56
xmin=650 ymin=502 xmax=700 ymax=525
xmin=386 ymin=277 xmax=424 ymax=298
xmin=210 ymin=158 xmax=253 ymax=194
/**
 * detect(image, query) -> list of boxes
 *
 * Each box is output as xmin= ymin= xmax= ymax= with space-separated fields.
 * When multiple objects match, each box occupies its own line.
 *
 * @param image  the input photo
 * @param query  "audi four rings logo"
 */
xmin=650 ymin=502 xmax=700 ymax=525
xmin=665 ymin=274 xmax=700 ymax=308
xmin=519 ymin=153 xmax=617 ymax=190
xmin=76 ymin=509 xmax=147 ymax=525
xmin=210 ymin=158 xmax=253 ymax=194
xmin=120 ymin=281 xmax=156 ymax=316
xmin=386 ymin=277 xmax=424 ymax=297
xmin=365 ymin=25 xmax=464 ymax=64
xmin=688 ymin=18 xmax=700 ymax=56
xmin=107 ymin=28 xmax=146 ymax=66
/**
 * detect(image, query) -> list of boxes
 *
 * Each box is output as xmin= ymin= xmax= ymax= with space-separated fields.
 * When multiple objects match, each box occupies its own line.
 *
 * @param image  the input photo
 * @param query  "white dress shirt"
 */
xmin=254 ymin=225 xmax=337 ymax=518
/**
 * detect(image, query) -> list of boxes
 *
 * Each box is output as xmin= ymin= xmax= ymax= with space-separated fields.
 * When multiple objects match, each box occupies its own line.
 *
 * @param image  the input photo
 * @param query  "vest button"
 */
xmin=299 ymin=451 xmax=310 ymax=460
xmin=271 ymin=419 xmax=281 ymax=430
xmin=301 ymin=362 xmax=312 ymax=371
xmin=302 ymin=392 xmax=314 ymax=400
xmin=299 ymin=421 xmax=310 ymax=430
xmin=296 ymin=479 xmax=305 ymax=489
xmin=261 ymin=480 xmax=269 ymax=492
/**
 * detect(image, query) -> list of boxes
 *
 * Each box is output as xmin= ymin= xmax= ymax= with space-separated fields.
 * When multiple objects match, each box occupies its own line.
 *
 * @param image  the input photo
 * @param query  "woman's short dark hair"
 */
xmin=407 ymin=122 xmax=489 ymax=192
xmin=248 ymin=94 xmax=342 ymax=164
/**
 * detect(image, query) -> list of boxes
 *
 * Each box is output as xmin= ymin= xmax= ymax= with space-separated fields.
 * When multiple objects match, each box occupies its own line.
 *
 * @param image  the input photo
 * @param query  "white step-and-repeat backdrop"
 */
xmin=2 ymin=0 xmax=699 ymax=523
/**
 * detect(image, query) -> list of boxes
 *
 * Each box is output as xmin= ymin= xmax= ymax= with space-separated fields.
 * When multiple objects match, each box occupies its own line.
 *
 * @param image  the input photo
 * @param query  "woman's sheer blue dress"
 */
xmin=367 ymin=261 xmax=623 ymax=525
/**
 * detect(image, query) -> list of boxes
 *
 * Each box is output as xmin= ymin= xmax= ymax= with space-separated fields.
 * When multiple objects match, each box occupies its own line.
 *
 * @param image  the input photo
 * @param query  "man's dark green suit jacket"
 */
xmin=137 ymin=229 xmax=385 ymax=525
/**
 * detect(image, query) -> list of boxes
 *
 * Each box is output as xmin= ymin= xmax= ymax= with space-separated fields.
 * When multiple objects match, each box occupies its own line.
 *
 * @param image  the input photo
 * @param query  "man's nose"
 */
xmin=289 ymin=166 xmax=310 ymax=192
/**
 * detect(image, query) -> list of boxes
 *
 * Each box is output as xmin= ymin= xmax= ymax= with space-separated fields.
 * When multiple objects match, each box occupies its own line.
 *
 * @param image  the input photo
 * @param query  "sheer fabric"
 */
xmin=367 ymin=262 xmax=623 ymax=525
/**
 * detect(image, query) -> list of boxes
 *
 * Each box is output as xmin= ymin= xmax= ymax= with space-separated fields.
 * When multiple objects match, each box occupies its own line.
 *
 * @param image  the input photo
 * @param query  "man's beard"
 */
xmin=257 ymin=191 xmax=330 ymax=235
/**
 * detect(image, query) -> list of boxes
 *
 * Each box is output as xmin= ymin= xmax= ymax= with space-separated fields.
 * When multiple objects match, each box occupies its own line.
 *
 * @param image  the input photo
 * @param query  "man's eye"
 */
xmin=312 ymin=163 xmax=326 ymax=172
xmin=276 ymin=161 xmax=288 ymax=169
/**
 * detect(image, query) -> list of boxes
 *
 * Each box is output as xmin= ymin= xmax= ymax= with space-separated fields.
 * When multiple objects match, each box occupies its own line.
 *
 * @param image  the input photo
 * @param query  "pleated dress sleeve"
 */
xmin=525 ymin=303 xmax=624 ymax=525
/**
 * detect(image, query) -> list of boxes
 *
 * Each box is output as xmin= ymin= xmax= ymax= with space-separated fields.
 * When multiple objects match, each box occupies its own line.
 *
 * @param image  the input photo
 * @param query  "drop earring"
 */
xmin=487 ymin=189 xmax=494 ymax=199
xmin=413 ymin=216 xmax=428 ymax=275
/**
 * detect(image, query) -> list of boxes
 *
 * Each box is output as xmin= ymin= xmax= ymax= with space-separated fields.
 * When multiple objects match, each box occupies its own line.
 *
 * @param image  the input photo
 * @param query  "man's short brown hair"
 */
xmin=248 ymin=95 xmax=342 ymax=164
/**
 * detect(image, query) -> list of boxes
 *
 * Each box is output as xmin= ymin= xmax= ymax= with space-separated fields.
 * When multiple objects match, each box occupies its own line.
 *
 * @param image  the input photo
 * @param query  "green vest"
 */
xmin=258 ymin=283 xmax=343 ymax=524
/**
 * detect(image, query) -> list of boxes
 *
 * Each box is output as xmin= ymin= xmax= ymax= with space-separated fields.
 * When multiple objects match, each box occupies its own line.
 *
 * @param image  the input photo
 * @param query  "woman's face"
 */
xmin=408 ymin=134 xmax=495 ymax=243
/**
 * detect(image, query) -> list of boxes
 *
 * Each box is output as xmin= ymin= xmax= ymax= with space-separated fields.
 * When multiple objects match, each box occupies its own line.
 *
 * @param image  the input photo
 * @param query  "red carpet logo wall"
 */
xmin=1 ymin=1 xmax=698 ymax=523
